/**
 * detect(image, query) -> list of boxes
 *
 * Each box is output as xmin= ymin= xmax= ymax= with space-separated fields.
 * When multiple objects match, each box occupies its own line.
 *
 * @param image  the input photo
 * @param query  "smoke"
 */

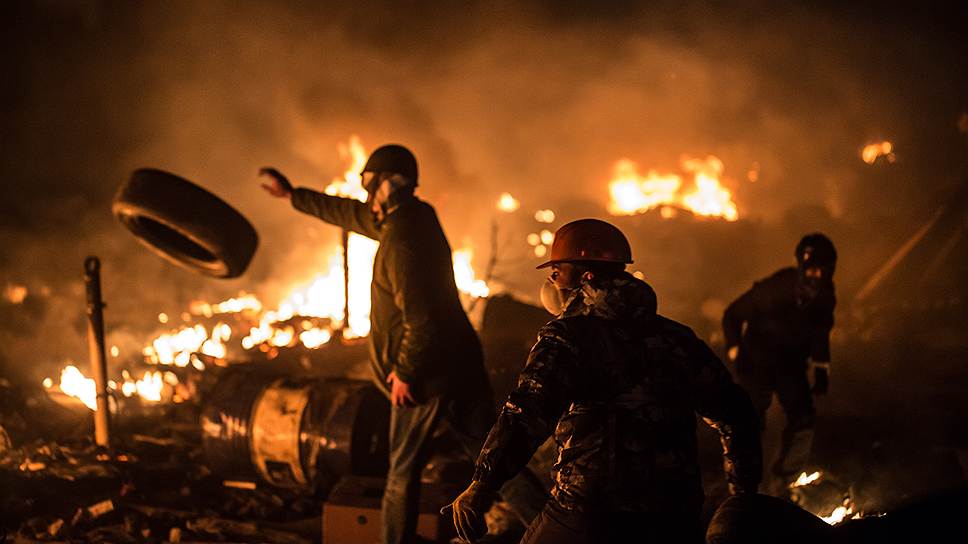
xmin=1 ymin=0 xmax=965 ymax=382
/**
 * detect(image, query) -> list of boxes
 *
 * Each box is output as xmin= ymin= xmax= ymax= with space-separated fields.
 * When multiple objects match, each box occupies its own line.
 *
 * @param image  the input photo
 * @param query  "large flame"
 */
xmin=607 ymin=155 xmax=739 ymax=221
xmin=150 ymin=136 xmax=488 ymax=356
xmin=453 ymin=247 xmax=490 ymax=298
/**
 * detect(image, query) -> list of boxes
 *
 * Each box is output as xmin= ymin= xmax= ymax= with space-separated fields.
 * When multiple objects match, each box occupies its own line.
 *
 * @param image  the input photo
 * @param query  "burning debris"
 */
xmin=607 ymin=155 xmax=740 ymax=221
xmin=788 ymin=470 xmax=863 ymax=525
xmin=861 ymin=140 xmax=896 ymax=165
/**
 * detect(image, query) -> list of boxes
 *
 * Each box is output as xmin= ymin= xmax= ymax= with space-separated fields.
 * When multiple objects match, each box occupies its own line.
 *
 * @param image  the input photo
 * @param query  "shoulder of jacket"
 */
xmin=758 ymin=267 xmax=797 ymax=286
xmin=653 ymin=315 xmax=696 ymax=338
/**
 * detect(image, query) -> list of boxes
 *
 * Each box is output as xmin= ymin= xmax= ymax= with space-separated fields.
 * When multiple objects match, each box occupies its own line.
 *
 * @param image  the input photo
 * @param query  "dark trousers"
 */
xmin=736 ymin=361 xmax=815 ymax=484
xmin=519 ymin=502 xmax=703 ymax=544
xmin=380 ymin=392 xmax=546 ymax=544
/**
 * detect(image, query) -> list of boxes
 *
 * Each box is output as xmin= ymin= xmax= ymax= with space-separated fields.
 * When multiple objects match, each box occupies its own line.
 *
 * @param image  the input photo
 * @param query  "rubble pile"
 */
xmin=0 ymin=397 xmax=319 ymax=543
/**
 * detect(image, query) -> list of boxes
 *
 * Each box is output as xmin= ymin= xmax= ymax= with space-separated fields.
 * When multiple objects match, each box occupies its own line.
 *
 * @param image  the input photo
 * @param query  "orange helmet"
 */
xmin=537 ymin=219 xmax=633 ymax=269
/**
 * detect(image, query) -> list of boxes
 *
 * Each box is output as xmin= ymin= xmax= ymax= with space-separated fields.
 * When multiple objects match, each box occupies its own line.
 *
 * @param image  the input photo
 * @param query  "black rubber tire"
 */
xmin=706 ymin=493 xmax=833 ymax=544
xmin=112 ymin=168 xmax=258 ymax=278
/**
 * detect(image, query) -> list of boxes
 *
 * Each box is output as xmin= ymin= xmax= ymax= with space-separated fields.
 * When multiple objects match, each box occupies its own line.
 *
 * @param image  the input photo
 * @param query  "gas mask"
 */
xmin=365 ymin=173 xmax=414 ymax=225
xmin=796 ymin=265 xmax=832 ymax=305
xmin=539 ymin=277 xmax=581 ymax=316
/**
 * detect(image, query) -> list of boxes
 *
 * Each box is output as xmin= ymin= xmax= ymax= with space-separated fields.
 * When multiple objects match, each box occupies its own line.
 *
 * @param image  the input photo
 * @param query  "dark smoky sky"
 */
xmin=1 ymin=0 xmax=965 ymax=381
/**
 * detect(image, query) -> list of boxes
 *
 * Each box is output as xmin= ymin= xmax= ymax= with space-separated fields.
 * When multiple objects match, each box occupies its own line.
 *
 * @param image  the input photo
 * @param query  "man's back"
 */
xmin=475 ymin=274 xmax=761 ymax=515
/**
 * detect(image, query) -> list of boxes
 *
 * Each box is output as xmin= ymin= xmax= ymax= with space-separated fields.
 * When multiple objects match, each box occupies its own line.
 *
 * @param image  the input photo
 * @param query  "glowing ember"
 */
xmin=534 ymin=209 xmax=556 ymax=223
xmin=190 ymin=293 xmax=262 ymax=317
xmin=539 ymin=229 xmax=555 ymax=245
xmin=821 ymin=500 xmax=859 ymax=525
xmin=607 ymin=155 xmax=739 ymax=221
xmin=497 ymin=192 xmax=521 ymax=212
xmin=132 ymin=371 xmax=164 ymax=402
xmin=3 ymin=283 xmax=28 ymax=304
xmin=144 ymin=324 xmax=225 ymax=366
xmin=791 ymin=471 xmax=822 ymax=487
xmin=299 ymin=328 xmax=332 ymax=349
xmin=861 ymin=141 xmax=895 ymax=164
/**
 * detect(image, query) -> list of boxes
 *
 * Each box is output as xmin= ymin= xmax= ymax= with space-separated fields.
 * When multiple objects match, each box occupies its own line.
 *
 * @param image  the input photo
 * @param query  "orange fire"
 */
xmin=153 ymin=136 xmax=488 ymax=356
xmin=44 ymin=363 xmax=173 ymax=411
xmin=607 ymin=155 xmax=739 ymax=221
xmin=861 ymin=141 xmax=895 ymax=164
xmin=497 ymin=192 xmax=521 ymax=212
xmin=789 ymin=471 xmax=862 ymax=525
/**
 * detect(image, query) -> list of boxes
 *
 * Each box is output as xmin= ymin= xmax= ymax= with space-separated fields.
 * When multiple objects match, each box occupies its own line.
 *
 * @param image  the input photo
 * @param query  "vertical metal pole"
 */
xmin=341 ymin=229 xmax=350 ymax=335
xmin=84 ymin=257 xmax=111 ymax=448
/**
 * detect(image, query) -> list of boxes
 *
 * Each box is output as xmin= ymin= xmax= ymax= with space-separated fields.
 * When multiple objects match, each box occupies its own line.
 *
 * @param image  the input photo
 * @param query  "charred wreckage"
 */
xmin=2 ymin=145 xmax=966 ymax=544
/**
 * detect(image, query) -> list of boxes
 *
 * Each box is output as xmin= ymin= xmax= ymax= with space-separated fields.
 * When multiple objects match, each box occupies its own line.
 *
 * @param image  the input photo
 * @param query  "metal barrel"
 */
xmin=201 ymin=369 xmax=389 ymax=489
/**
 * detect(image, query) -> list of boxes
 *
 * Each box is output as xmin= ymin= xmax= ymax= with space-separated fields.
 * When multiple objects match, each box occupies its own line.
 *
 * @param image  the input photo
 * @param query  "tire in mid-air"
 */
xmin=112 ymin=168 xmax=258 ymax=278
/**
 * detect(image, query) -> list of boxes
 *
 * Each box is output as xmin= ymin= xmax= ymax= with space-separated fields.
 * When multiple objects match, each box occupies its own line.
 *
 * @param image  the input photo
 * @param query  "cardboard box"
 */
xmin=323 ymin=476 xmax=457 ymax=543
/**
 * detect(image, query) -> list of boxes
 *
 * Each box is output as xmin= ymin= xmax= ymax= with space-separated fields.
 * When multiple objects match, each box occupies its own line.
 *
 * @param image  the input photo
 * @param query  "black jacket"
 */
xmin=291 ymin=188 xmax=486 ymax=401
xmin=723 ymin=267 xmax=835 ymax=369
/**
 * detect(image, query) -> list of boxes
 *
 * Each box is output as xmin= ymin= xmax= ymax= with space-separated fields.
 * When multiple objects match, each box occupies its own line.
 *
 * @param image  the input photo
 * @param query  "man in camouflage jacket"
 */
xmin=445 ymin=219 xmax=761 ymax=544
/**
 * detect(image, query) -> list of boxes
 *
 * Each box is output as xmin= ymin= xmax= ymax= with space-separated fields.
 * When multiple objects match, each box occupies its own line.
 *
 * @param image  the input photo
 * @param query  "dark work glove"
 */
xmin=440 ymin=481 xmax=493 ymax=543
xmin=258 ymin=167 xmax=294 ymax=198
xmin=812 ymin=366 xmax=829 ymax=396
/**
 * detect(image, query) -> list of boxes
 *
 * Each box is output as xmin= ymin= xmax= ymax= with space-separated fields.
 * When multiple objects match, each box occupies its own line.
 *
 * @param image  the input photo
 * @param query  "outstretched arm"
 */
xmin=259 ymin=167 xmax=380 ymax=240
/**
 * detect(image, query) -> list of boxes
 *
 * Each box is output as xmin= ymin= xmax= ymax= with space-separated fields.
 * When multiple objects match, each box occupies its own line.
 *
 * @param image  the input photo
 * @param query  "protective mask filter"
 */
xmin=540 ymin=278 xmax=570 ymax=316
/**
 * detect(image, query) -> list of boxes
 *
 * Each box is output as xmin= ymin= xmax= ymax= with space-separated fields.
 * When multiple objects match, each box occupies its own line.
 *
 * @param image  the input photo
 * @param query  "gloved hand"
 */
xmin=440 ymin=481 xmax=493 ymax=543
xmin=258 ymin=167 xmax=294 ymax=198
xmin=812 ymin=366 xmax=829 ymax=396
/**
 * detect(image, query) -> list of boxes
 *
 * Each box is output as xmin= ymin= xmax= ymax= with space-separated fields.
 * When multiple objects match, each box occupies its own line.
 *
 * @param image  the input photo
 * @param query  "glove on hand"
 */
xmin=440 ymin=481 xmax=493 ymax=543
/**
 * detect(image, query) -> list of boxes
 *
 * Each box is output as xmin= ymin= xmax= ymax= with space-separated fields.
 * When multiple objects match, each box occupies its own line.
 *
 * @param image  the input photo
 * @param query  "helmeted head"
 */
xmin=795 ymin=233 xmax=836 ymax=297
xmin=537 ymin=219 xmax=633 ymax=314
xmin=361 ymin=144 xmax=418 ymax=190
xmin=537 ymin=219 xmax=633 ymax=271
xmin=360 ymin=144 xmax=418 ymax=223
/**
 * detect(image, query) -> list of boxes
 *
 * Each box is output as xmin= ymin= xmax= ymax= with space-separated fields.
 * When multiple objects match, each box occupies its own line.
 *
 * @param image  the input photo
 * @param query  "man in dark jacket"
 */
xmin=444 ymin=219 xmax=762 ymax=544
xmin=722 ymin=233 xmax=837 ymax=494
xmin=260 ymin=145 xmax=543 ymax=544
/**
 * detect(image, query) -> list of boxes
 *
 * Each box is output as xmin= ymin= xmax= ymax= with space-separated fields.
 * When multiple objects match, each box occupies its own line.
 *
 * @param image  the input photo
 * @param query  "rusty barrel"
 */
xmin=201 ymin=369 xmax=389 ymax=489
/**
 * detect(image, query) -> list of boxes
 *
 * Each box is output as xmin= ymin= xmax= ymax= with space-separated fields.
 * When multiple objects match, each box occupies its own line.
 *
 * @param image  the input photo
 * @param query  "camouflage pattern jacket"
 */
xmin=472 ymin=273 xmax=761 ymax=514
